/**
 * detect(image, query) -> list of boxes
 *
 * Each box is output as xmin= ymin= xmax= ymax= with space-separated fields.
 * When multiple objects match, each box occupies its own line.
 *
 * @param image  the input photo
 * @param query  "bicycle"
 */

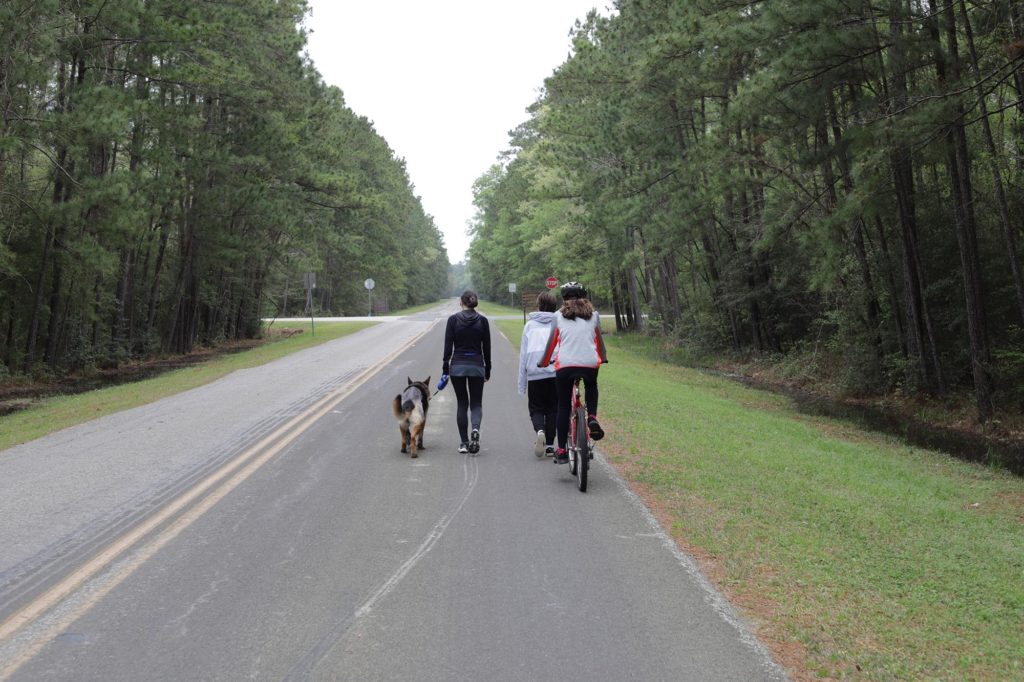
xmin=566 ymin=377 xmax=592 ymax=492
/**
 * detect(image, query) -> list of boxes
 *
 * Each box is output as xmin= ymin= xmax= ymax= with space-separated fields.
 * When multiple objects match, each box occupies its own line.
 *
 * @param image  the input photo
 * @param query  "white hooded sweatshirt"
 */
xmin=517 ymin=310 xmax=557 ymax=394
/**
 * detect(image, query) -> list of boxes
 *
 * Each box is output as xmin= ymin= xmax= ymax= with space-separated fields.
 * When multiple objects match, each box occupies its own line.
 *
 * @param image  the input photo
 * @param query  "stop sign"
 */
xmin=545 ymin=277 xmax=558 ymax=289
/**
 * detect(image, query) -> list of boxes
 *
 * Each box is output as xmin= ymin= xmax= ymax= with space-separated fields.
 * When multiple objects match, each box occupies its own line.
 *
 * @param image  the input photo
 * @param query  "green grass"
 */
xmin=385 ymin=300 xmax=448 ymax=315
xmin=3 ymin=300 xmax=441 ymax=449
xmin=266 ymin=299 xmax=445 ymax=320
xmin=476 ymin=299 xmax=524 ymax=317
xmin=495 ymin=318 xmax=1024 ymax=681
xmin=9 ymin=314 xmax=1023 ymax=679
xmin=0 ymin=321 xmax=374 ymax=451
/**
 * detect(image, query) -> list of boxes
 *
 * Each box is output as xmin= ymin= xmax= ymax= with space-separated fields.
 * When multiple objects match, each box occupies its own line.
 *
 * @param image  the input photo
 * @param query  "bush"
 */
xmin=993 ymin=326 xmax=1024 ymax=407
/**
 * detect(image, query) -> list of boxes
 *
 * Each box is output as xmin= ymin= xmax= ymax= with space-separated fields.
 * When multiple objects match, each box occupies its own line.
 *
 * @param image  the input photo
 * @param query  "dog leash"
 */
xmin=431 ymin=374 xmax=449 ymax=397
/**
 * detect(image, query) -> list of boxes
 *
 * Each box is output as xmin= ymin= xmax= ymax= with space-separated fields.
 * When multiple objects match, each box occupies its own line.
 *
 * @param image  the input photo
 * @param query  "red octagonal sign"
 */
xmin=545 ymin=277 xmax=558 ymax=289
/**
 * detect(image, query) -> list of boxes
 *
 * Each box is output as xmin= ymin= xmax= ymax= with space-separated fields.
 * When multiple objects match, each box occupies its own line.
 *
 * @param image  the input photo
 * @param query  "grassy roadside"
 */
xmin=0 ymin=320 xmax=374 ymax=451
xmin=494 ymin=318 xmax=1023 ymax=681
xmin=475 ymin=300 xmax=524 ymax=317
xmin=1 ymin=299 xmax=453 ymax=449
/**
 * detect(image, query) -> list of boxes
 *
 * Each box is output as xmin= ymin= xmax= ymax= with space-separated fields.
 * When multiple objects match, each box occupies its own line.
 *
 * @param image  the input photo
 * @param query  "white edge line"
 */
xmin=596 ymin=452 xmax=791 ymax=681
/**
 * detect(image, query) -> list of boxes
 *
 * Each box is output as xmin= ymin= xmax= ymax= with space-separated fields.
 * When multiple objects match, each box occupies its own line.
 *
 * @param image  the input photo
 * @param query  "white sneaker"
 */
xmin=458 ymin=443 xmax=469 ymax=454
xmin=534 ymin=430 xmax=546 ymax=458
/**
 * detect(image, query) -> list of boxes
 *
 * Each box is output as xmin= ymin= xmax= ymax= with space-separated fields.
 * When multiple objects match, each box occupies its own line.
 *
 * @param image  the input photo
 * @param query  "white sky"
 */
xmin=302 ymin=1 xmax=605 ymax=263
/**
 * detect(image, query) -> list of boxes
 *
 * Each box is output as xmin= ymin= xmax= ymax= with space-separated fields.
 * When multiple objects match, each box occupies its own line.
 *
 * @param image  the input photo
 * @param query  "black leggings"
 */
xmin=451 ymin=375 xmax=484 ymax=443
xmin=555 ymin=367 xmax=599 ymax=450
xmin=527 ymin=377 xmax=558 ymax=446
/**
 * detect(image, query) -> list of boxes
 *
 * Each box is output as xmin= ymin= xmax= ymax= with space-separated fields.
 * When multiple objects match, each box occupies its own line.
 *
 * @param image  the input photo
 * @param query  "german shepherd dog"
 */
xmin=392 ymin=376 xmax=430 ymax=458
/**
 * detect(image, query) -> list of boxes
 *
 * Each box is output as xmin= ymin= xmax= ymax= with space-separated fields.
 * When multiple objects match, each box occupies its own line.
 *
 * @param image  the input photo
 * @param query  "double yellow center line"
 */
xmin=0 ymin=321 xmax=435 ymax=678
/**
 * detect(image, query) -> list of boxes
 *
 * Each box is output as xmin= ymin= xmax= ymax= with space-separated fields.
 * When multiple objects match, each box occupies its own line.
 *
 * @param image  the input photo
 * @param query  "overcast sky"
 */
xmin=302 ymin=1 xmax=606 ymax=263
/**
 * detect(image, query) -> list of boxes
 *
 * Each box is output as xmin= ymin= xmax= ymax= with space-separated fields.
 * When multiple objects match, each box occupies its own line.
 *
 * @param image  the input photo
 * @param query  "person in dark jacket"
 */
xmin=442 ymin=290 xmax=492 ymax=454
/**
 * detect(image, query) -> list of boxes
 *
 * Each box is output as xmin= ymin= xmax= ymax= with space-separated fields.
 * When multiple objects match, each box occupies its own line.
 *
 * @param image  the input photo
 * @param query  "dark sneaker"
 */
xmin=468 ymin=428 xmax=480 ymax=454
xmin=544 ymin=445 xmax=555 ymax=458
xmin=458 ymin=443 xmax=469 ymax=454
xmin=534 ymin=430 xmax=546 ymax=458
xmin=588 ymin=416 xmax=604 ymax=441
xmin=553 ymin=448 xmax=569 ymax=464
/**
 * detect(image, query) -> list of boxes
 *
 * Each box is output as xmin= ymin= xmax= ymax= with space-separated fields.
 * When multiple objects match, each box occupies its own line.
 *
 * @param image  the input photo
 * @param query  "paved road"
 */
xmin=0 ymin=303 xmax=786 ymax=681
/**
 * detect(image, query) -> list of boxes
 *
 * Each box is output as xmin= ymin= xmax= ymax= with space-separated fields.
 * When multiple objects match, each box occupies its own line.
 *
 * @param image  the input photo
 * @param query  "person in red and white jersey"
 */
xmin=537 ymin=281 xmax=608 ymax=464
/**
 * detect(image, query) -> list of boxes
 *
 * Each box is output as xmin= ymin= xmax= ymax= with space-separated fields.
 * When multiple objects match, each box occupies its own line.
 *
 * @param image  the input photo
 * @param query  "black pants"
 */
xmin=527 ymin=377 xmax=558 ymax=446
xmin=451 ymin=375 xmax=484 ymax=444
xmin=555 ymin=367 xmax=599 ymax=450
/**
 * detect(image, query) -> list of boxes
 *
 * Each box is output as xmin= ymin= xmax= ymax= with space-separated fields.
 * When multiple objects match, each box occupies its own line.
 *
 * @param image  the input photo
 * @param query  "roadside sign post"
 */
xmin=520 ymin=290 xmax=541 ymax=323
xmin=304 ymin=272 xmax=316 ymax=336
xmin=508 ymin=282 xmax=516 ymax=308
xmin=364 ymin=278 xmax=375 ymax=316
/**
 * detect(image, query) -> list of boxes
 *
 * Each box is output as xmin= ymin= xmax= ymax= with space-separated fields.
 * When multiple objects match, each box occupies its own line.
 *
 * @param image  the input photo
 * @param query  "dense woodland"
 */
xmin=0 ymin=0 xmax=449 ymax=380
xmin=468 ymin=0 xmax=1024 ymax=422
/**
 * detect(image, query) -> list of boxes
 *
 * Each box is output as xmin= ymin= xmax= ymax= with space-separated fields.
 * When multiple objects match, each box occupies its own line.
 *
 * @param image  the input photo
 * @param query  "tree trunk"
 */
xmin=620 ymin=272 xmax=636 ymax=330
xmin=111 ymin=248 xmax=133 ymax=352
xmin=660 ymin=253 xmax=682 ymax=327
xmin=112 ymin=46 xmax=151 ymax=355
xmin=4 ymin=310 xmax=15 ymax=368
xmin=146 ymin=219 xmax=170 ymax=338
xmin=626 ymin=266 xmax=644 ymax=332
xmin=828 ymin=93 xmax=883 ymax=358
xmin=1010 ymin=6 xmax=1024 ymax=172
xmin=43 ymin=223 xmax=67 ymax=368
xmin=24 ymin=225 xmax=53 ymax=372
xmin=873 ymin=217 xmax=907 ymax=359
xmin=610 ymin=275 xmax=624 ymax=332
xmin=167 ymin=193 xmax=196 ymax=353
xmin=887 ymin=0 xmax=943 ymax=393
xmin=959 ymin=0 xmax=1024 ymax=327
xmin=25 ymin=56 xmax=72 ymax=372
xmin=935 ymin=1 xmax=995 ymax=420
xmin=636 ymin=227 xmax=665 ymax=327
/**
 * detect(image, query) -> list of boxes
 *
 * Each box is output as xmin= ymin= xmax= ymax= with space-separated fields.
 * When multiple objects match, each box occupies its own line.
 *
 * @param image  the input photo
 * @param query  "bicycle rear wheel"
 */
xmin=574 ymin=404 xmax=588 ymax=492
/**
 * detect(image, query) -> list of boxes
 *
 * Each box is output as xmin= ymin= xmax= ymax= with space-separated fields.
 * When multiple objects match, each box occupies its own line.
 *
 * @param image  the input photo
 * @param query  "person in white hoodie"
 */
xmin=537 ymin=281 xmax=609 ymax=465
xmin=517 ymin=292 xmax=559 ymax=457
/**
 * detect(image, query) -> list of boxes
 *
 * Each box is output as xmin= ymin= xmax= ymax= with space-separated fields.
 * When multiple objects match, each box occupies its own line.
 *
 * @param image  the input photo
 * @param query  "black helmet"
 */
xmin=560 ymin=281 xmax=587 ymax=300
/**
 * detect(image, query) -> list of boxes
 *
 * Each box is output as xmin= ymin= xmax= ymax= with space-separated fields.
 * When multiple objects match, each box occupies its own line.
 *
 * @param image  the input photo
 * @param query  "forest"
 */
xmin=467 ymin=0 xmax=1024 ymax=423
xmin=0 ymin=0 xmax=449 ymax=380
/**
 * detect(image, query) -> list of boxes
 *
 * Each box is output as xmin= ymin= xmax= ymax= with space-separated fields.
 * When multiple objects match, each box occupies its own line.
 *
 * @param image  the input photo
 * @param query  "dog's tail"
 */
xmin=394 ymin=395 xmax=417 ymax=417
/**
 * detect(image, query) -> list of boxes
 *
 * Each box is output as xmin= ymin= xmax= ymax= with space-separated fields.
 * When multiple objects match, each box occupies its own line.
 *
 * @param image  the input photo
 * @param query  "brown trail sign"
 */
xmin=519 ymin=291 xmax=543 ymax=322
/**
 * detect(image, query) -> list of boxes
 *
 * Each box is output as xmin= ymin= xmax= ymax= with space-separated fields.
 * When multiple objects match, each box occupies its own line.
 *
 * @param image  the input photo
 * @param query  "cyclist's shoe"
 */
xmin=458 ymin=442 xmax=469 ymax=454
xmin=544 ymin=445 xmax=555 ymax=457
xmin=468 ymin=428 xmax=480 ymax=454
xmin=553 ymin=448 xmax=569 ymax=464
xmin=534 ymin=430 xmax=546 ymax=458
xmin=588 ymin=415 xmax=605 ymax=441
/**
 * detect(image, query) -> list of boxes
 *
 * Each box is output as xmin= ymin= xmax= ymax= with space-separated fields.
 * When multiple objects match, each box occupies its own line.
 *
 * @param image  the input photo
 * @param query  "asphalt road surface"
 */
xmin=0 ymin=302 xmax=786 ymax=681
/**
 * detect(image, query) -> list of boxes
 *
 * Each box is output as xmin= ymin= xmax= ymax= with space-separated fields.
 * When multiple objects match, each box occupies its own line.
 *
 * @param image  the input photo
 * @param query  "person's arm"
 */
xmin=538 ymin=318 xmax=559 ymax=367
xmin=442 ymin=316 xmax=454 ymax=376
xmin=482 ymin=317 xmax=492 ymax=381
xmin=594 ymin=312 xmax=608 ymax=363
xmin=517 ymin=323 xmax=530 ymax=394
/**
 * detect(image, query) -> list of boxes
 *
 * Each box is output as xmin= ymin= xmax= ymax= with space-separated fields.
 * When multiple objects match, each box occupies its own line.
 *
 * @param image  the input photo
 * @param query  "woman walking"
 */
xmin=517 ymin=291 xmax=558 ymax=457
xmin=442 ymin=290 xmax=491 ymax=454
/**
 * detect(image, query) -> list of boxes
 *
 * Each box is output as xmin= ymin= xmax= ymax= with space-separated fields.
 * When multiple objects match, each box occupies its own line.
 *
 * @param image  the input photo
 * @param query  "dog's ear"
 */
xmin=407 ymin=377 xmax=412 ymax=385
xmin=425 ymin=376 xmax=431 ymax=387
